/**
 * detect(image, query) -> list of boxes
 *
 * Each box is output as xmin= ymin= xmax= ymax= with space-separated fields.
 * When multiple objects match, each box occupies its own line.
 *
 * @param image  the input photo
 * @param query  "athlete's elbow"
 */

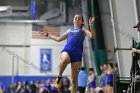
xmin=56 ymin=39 xmax=61 ymax=42
xmin=89 ymin=35 xmax=94 ymax=39
xmin=56 ymin=38 xmax=61 ymax=42
xmin=91 ymin=36 xmax=94 ymax=39
xmin=56 ymin=39 xmax=60 ymax=42
xmin=91 ymin=33 xmax=95 ymax=39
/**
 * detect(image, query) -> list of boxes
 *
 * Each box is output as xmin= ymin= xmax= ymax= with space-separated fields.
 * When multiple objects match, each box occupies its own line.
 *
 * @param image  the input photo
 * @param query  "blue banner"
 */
xmin=40 ymin=49 xmax=51 ymax=72
xmin=31 ymin=0 xmax=36 ymax=19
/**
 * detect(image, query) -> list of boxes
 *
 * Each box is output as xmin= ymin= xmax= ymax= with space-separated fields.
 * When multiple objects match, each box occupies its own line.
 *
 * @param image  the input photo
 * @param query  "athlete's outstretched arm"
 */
xmin=83 ymin=17 xmax=95 ymax=39
xmin=48 ymin=30 xmax=68 ymax=42
xmin=39 ymin=26 xmax=69 ymax=42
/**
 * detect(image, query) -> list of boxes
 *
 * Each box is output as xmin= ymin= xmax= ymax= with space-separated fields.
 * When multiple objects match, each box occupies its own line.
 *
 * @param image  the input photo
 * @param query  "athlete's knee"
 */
xmin=61 ymin=58 xmax=70 ymax=65
xmin=71 ymin=78 xmax=78 ymax=85
xmin=60 ymin=61 xmax=69 ymax=66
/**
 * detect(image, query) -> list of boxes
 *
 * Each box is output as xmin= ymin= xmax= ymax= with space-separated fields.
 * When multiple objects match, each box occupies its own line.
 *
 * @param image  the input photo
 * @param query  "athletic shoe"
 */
xmin=54 ymin=76 xmax=62 ymax=88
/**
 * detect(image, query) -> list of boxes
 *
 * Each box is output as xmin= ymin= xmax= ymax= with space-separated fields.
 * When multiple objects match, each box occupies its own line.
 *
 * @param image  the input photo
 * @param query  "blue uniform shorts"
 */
xmin=88 ymin=81 xmax=96 ymax=88
xmin=61 ymin=48 xmax=82 ymax=62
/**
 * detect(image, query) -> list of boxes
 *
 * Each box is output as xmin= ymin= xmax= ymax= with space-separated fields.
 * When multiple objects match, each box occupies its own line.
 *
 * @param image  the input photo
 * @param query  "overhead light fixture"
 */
xmin=0 ymin=6 xmax=10 ymax=12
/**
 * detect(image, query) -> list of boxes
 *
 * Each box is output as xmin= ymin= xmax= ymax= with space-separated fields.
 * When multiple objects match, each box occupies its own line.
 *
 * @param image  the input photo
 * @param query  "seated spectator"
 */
xmin=22 ymin=80 xmax=30 ymax=93
xmin=95 ymin=87 xmax=104 ymax=93
xmin=15 ymin=81 xmax=22 ymax=93
xmin=0 ymin=80 xmax=5 ymax=93
xmin=63 ymin=77 xmax=70 ymax=93
xmin=8 ymin=83 xmax=15 ymax=93
xmin=44 ymin=79 xmax=51 ymax=93
xmin=50 ymin=79 xmax=57 ymax=93
xmin=39 ymin=80 xmax=45 ymax=93
xmin=30 ymin=80 xmax=37 ymax=93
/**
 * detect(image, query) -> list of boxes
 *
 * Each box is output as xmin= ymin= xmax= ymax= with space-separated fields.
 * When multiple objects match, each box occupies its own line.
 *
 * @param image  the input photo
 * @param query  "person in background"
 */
xmin=131 ymin=21 xmax=140 ymax=76
xmin=0 ymin=80 xmax=5 ymax=93
xmin=22 ymin=80 xmax=30 ymax=93
xmin=30 ymin=80 xmax=37 ymax=93
xmin=15 ymin=81 xmax=22 ymax=93
xmin=78 ymin=67 xmax=88 ymax=93
xmin=88 ymin=68 xmax=97 ymax=93
xmin=114 ymin=63 xmax=119 ymax=77
xmin=44 ymin=79 xmax=51 ymax=93
xmin=63 ymin=77 xmax=70 ymax=93
xmin=99 ymin=65 xmax=106 ymax=93
xmin=95 ymin=87 xmax=104 ymax=93
xmin=130 ymin=21 xmax=140 ymax=93
xmin=50 ymin=79 xmax=57 ymax=93
xmin=106 ymin=63 xmax=113 ymax=93
xmin=8 ymin=83 xmax=15 ymax=93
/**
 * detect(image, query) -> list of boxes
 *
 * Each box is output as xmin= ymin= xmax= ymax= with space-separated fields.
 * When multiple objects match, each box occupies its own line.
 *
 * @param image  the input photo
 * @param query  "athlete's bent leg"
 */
xmin=54 ymin=52 xmax=70 ymax=88
xmin=58 ymin=52 xmax=70 ymax=77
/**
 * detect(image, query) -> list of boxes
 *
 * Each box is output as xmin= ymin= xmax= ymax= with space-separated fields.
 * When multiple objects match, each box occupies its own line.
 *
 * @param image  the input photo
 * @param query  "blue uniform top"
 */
xmin=61 ymin=26 xmax=85 ymax=62
xmin=0 ymin=83 xmax=4 ymax=90
xmin=64 ymin=26 xmax=85 ymax=52
xmin=100 ymin=76 xmax=106 ymax=87
xmin=50 ymin=83 xmax=57 ymax=91
xmin=78 ymin=70 xmax=88 ymax=87
xmin=106 ymin=74 xmax=113 ymax=83
xmin=88 ymin=81 xmax=96 ymax=88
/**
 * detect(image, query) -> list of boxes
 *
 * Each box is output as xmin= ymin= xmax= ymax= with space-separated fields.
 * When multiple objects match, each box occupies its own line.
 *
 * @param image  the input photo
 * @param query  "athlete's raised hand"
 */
xmin=89 ymin=16 xmax=95 ymax=26
xmin=39 ymin=26 xmax=49 ymax=38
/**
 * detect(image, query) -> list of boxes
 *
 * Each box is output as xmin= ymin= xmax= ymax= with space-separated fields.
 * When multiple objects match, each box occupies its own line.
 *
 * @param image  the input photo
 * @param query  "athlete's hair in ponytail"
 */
xmin=80 ymin=15 xmax=86 ymax=27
